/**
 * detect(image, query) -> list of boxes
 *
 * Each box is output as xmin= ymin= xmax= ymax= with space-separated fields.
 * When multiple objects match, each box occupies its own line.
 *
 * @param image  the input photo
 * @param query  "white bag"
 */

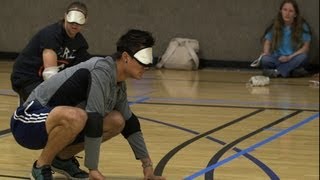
xmin=156 ymin=38 xmax=199 ymax=70
xmin=248 ymin=75 xmax=270 ymax=87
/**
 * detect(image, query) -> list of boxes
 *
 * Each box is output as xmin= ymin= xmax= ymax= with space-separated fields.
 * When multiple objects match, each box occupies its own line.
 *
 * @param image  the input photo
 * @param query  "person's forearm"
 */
xmin=43 ymin=49 xmax=58 ymax=67
xmin=84 ymin=136 xmax=102 ymax=170
xmin=140 ymin=157 xmax=153 ymax=168
xmin=262 ymin=40 xmax=271 ymax=55
xmin=84 ymin=112 xmax=104 ymax=170
xmin=289 ymin=43 xmax=310 ymax=59
xmin=127 ymin=131 xmax=149 ymax=159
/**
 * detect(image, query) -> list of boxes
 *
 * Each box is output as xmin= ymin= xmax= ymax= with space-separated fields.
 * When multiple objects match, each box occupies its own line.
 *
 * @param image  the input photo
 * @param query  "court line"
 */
xmin=140 ymin=109 xmax=279 ymax=178
xmin=128 ymin=97 xmax=150 ymax=104
xmin=0 ymin=71 xmax=316 ymax=178
xmin=205 ymin=110 xmax=302 ymax=179
xmin=130 ymin=98 xmax=280 ymax=178
xmin=0 ymin=97 xmax=316 ymax=179
xmin=0 ymin=110 xmax=297 ymax=178
xmin=139 ymin=102 xmax=318 ymax=112
xmin=0 ymin=174 xmax=29 ymax=179
xmin=141 ymin=98 xmax=319 ymax=110
xmin=1 ymin=90 xmax=318 ymax=110
xmin=140 ymin=113 xmax=279 ymax=179
xmin=0 ymin=128 xmax=11 ymax=138
xmin=184 ymin=112 xmax=320 ymax=180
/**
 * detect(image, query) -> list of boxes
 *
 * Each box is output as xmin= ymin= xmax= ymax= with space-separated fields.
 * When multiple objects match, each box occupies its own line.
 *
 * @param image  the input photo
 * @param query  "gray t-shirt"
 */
xmin=27 ymin=56 xmax=131 ymax=118
xmin=26 ymin=56 xmax=148 ymax=169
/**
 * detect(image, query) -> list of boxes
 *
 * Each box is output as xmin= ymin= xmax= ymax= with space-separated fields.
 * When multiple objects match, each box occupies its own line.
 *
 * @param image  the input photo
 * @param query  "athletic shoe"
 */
xmin=262 ymin=69 xmax=280 ymax=78
xmin=51 ymin=156 xmax=89 ymax=180
xmin=30 ymin=161 xmax=53 ymax=180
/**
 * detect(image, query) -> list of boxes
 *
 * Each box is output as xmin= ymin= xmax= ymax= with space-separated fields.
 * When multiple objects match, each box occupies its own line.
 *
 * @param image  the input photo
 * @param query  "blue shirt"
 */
xmin=265 ymin=23 xmax=311 ymax=56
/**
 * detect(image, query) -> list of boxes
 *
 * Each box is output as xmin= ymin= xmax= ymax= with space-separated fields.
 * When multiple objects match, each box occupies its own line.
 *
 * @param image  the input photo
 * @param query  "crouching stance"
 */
xmin=10 ymin=29 xmax=166 ymax=180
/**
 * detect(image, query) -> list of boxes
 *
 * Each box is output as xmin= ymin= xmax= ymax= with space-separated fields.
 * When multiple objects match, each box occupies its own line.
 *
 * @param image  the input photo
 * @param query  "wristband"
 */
xmin=42 ymin=66 xmax=59 ymax=80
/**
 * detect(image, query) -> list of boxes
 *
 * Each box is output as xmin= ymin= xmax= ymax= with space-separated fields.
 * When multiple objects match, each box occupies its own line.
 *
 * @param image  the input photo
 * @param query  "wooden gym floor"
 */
xmin=0 ymin=60 xmax=319 ymax=180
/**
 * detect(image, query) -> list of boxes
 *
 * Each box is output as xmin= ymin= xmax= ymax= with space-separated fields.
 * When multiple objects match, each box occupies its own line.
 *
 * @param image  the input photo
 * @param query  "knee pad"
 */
xmin=85 ymin=112 xmax=103 ymax=138
xmin=121 ymin=113 xmax=141 ymax=138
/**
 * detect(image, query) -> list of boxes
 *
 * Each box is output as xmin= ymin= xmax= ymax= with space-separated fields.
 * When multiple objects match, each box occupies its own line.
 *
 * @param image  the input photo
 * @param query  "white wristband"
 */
xmin=42 ymin=66 xmax=59 ymax=80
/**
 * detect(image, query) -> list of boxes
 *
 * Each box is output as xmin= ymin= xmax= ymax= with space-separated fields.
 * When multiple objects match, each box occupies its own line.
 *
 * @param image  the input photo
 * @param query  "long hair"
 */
xmin=261 ymin=0 xmax=311 ymax=52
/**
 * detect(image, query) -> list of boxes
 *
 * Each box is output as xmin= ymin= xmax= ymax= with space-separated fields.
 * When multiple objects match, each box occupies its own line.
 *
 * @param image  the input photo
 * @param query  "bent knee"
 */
xmin=50 ymin=107 xmax=87 ymax=129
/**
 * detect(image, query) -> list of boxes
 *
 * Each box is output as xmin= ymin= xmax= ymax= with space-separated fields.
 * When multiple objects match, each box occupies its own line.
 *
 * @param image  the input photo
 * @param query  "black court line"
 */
xmin=0 ymin=109 xmax=310 ymax=179
xmin=3 ymin=99 xmax=312 ymax=138
xmin=152 ymin=109 xmax=265 ymax=176
xmin=0 ymin=174 xmax=29 ymax=179
xmin=0 ymin=102 xmax=314 ymax=179
xmin=0 ymin=128 xmax=11 ymax=137
xmin=140 ymin=110 xmax=279 ymax=179
xmin=206 ymin=110 xmax=302 ymax=180
xmin=0 ymin=113 xmax=279 ymax=180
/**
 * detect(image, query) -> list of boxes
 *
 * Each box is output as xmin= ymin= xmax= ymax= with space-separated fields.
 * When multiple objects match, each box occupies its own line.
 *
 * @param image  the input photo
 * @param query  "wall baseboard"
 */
xmin=200 ymin=59 xmax=319 ymax=73
xmin=0 ymin=52 xmax=18 ymax=60
xmin=1 ymin=51 xmax=318 ymax=73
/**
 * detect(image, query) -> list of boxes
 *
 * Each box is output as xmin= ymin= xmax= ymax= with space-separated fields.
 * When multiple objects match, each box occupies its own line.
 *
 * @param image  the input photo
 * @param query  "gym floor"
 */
xmin=0 ymin=60 xmax=319 ymax=180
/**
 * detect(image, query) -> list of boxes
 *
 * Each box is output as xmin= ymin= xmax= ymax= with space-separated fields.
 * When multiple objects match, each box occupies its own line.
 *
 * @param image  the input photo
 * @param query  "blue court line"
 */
xmin=128 ymin=97 xmax=150 ymax=105
xmin=184 ymin=112 xmax=319 ymax=180
xmin=127 ymin=96 xmax=319 ymax=110
xmin=140 ymin=115 xmax=279 ymax=179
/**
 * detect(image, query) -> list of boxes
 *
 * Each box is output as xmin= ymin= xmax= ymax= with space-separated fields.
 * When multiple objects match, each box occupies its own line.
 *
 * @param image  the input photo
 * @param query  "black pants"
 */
xmin=16 ymin=81 xmax=42 ymax=105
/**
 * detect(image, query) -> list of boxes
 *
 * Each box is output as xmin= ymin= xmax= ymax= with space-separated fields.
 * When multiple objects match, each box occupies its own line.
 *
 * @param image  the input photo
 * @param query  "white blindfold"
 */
xmin=133 ymin=47 xmax=153 ymax=66
xmin=66 ymin=10 xmax=86 ymax=25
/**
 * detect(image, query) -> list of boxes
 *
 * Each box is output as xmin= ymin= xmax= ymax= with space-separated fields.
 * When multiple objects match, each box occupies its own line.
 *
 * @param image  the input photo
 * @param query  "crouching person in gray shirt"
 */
xmin=10 ymin=29 xmax=166 ymax=180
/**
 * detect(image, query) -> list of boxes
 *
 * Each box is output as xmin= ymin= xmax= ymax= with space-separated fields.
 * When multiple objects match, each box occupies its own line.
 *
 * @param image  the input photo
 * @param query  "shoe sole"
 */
xmin=51 ymin=167 xmax=89 ymax=180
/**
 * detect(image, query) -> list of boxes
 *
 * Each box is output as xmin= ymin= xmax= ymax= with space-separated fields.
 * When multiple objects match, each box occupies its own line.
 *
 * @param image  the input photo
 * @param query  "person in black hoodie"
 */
xmin=11 ymin=1 xmax=92 ymax=103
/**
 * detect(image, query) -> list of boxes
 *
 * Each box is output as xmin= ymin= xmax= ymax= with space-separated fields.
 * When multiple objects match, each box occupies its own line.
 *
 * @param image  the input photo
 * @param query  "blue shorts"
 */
xmin=10 ymin=100 xmax=85 ymax=150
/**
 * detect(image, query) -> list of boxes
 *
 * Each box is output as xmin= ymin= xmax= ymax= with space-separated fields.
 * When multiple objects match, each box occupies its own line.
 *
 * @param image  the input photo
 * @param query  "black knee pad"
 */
xmin=85 ymin=112 xmax=103 ymax=138
xmin=121 ymin=113 xmax=141 ymax=138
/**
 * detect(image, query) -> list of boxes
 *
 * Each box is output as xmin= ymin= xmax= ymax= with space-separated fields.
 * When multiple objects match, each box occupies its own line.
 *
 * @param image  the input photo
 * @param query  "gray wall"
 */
xmin=0 ymin=0 xmax=319 ymax=64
